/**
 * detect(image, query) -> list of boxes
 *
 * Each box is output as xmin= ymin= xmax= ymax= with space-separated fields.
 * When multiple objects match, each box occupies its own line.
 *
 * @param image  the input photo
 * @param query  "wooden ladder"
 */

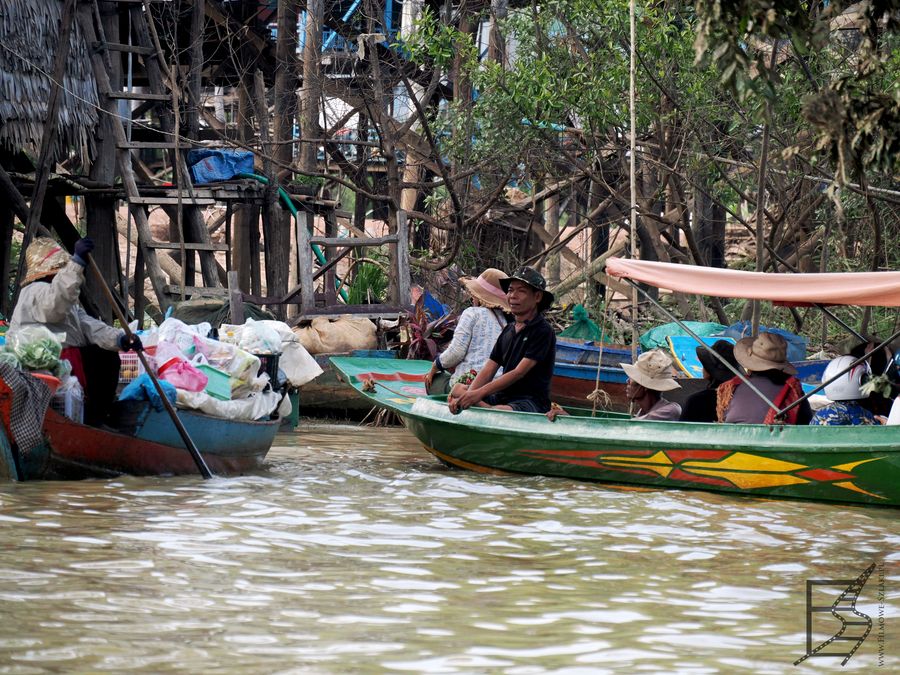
xmin=78 ymin=0 xmax=224 ymax=311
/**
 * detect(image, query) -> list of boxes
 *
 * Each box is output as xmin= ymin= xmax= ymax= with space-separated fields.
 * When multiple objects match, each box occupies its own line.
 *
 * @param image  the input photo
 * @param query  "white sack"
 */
xmin=176 ymin=388 xmax=285 ymax=421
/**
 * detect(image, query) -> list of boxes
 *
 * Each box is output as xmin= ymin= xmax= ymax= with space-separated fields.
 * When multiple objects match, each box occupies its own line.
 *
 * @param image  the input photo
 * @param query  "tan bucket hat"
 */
xmin=22 ymin=237 xmax=70 ymax=285
xmin=461 ymin=268 xmax=510 ymax=310
xmin=622 ymin=349 xmax=681 ymax=392
xmin=733 ymin=332 xmax=797 ymax=375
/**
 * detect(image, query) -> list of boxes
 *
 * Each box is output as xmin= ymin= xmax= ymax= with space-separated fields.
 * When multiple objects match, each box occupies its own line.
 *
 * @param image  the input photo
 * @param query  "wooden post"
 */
xmin=14 ymin=0 xmax=76 ymax=303
xmin=296 ymin=209 xmax=315 ymax=314
xmin=299 ymin=0 xmax=323 ymax=172
xmin=0 ymin=205 xmax=12 ymax=317
xmin=228 ymin=270 xmax=245 ymax=324
xmin=544 ymin=190 xmax=561 ymax=286
xmin=186 ymin=0 xmax=204 ymax=141
xmin=249 ymin=205 xmax=262 ymax=296
xmin=233 ymin=83 xmax=253 ymax=292
xmin=253 ymin=70 xmax=289 ymax=318
xmin=85 ymin=0 xmax=121 ymax=323
xmin=394 ymin=211 xmax=411 ymax=306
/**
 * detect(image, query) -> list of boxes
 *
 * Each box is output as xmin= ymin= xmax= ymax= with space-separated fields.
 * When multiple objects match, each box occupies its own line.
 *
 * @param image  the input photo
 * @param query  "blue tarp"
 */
xmin=721 ymin=321 xmax=808 ymax=363
xmin=187 ymin=149 xmax=255 ymax=184
xmin=119 ymin=374 xmax=177 ymax=411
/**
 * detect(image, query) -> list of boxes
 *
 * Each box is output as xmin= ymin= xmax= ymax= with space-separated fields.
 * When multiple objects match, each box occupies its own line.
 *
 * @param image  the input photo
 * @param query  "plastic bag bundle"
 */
xmin=51 ymin=374 xmax=83 ymax=423
xmin=157 ymin=318 xmax=212 ymax=354
xmin=7 ymin=326 xmax=62 ymax=370
xmin=190 ymin=334 xmax=260 ymax=398
xmin=219 ymin=318 xmax=282 ymax=354
xmin=0 ymin=350 xmax=20 ymax=368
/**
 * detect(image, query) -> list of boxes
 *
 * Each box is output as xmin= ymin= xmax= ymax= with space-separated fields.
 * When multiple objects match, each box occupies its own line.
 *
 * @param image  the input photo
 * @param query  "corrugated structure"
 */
xmin=0 ymin=0 xmax=98 ymax=160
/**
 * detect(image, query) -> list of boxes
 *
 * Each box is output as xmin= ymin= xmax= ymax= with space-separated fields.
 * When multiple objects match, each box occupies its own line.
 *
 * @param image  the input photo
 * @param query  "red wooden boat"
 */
xmin=0 ymin=396 xmax=280 ymax=481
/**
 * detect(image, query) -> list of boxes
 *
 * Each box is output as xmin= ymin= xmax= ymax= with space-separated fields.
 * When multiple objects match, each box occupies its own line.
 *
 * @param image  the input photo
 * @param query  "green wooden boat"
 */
xmin=331 ymin=356 xmax=900 ymax=507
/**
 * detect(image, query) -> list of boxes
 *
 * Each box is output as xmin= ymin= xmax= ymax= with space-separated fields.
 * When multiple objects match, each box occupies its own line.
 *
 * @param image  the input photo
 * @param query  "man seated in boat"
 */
xmin=809 ymin=356 xmax=878 ymax=426
xmin=448 ymin=266 xmax=556 ymax=414
xmin=717 ymin=332 xmax=812 ymax=425
xmin=622 ymin=350 xmax=683 ymax=420
xmin=7 ymin=237 xmax=142 ymax=426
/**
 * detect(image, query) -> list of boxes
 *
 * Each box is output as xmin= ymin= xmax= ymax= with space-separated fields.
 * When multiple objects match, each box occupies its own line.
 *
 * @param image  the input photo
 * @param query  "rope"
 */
xmin=590 ymin=283 xmax=614 ymax=416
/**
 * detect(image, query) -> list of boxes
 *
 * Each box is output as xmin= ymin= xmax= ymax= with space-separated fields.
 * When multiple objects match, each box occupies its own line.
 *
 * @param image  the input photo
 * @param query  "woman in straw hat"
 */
xmin=424 ymin=268 xmax=510 ymax=394
xmin=8 ymin=237 xmax=142 ymax=425
xmin=717 ymin=332 xmax=811 ymax=425
xmin=622 ymin=349 xmax=683 ymax=420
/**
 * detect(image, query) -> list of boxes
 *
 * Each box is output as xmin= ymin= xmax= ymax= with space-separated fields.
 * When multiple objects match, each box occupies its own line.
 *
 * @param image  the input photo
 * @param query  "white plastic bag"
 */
xmin=219 ymin=318 xmax=282 ymax=354
xmin=51 ymin=374 xmax=84 ymax=423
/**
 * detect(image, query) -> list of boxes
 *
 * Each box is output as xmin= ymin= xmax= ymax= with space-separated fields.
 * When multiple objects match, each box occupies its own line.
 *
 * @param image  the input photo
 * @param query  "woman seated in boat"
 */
xmin=448 ymin=266 xmax=556 ymax=414
xmin=424 ymin=268 xmax=510 ymax=395
xmin=680 ymin=340 xmax=739 ymax=423
xmin=7 ymin=237 xmax=142 ymax=426
xmin=717 ymin=332 xmax=812 ymax=425
xmin=846 ymin=334 xmax=895 ymax=417
xmin=809 ymin=356 xmax=878 ymax=426
xmin=622 ymin=350 xmax=682 ymax=420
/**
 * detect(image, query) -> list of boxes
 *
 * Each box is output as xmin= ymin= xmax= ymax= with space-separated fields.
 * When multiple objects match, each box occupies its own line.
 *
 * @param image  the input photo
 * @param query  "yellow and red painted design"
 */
xmin=520 ymin=448 xmax=886 ymax=499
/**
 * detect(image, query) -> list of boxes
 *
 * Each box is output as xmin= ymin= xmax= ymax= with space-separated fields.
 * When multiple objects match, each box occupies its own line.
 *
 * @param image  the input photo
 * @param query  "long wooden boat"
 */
xmin=331 ymin=356 xmax=900 ymax=506
xmin=0 ymin=397 xmax=280 ymax=481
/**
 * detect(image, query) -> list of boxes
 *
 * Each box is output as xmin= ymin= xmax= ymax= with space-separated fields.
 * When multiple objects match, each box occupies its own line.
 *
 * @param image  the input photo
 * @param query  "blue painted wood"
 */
xmin=555 ymin=339 xmax=633 ymax=367
xmin=133 ymin=407 xmax=279 ymax=457
xmin=553 ymin=361 xmax=628 ymax=383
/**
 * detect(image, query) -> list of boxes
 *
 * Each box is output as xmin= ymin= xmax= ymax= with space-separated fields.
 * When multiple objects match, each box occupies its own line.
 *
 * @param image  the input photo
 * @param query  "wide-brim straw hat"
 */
xmin=22 ymin=237 xmax=70 ymax=285
xmin=461 ymin=268 xmax=511 ymax=310
xmin=622 ymin=349 xmax=681 ymax=392
xmin=696 ymin=339 xmax=741 ymax=385
xmin=734 ymin=332 xmax=797 ymax=375
xmin=499 ymin=266 xmax=555 ymax=312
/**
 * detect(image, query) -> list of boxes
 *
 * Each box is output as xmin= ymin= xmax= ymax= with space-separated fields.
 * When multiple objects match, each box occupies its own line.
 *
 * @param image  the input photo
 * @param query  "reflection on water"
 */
xmin=0 ymin=424 xmax=897 ymax=673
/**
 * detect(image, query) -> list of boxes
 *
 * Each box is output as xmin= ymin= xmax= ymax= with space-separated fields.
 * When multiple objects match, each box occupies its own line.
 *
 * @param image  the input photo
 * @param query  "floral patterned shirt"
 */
xmin=809 ymin=401 xmax=878 ymax=426
xmin=436 ymin=306 xmax=508 ymax=386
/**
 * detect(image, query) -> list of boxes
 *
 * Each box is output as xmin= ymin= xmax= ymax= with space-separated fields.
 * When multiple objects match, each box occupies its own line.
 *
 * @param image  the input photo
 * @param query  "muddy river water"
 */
xmin=0 ymin=425 xmax=897 ymax=673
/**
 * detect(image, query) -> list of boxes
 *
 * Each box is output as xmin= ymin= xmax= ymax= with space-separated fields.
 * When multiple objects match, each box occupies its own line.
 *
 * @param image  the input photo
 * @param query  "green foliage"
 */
xmin=347 ymin=260 xmax=388 ymax=305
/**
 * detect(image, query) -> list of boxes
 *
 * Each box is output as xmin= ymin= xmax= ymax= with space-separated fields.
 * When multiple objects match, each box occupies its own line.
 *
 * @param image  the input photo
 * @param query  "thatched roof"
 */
xmin=0 ymin=0 xmax=98 ymax=160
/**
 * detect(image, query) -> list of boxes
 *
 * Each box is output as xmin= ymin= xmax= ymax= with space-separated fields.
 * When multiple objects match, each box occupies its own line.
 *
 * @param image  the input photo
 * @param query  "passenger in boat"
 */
xmin=846 ymin=334 xmax=894 ymax=417
xmin=424 ymin=268 xmax=510 ymax=395
xmin=718 ymin=332 xmax=812 ymax=425
xmin=680 ymin=340 xmax=739 ymax=423
xmin=809 ymin=356 xmax=878 ymax=426
xmin=448 ymin=266 xmax=556 ymax=414
xmin=622 ymin=350 xmax=683 ymax=420
xmin=8 ymin=237 xmax=142 ymax=426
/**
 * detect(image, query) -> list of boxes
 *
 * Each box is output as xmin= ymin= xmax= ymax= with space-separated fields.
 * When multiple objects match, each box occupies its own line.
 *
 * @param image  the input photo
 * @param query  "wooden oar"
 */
xmin=86 ymin=256 xmax=213 ymax=479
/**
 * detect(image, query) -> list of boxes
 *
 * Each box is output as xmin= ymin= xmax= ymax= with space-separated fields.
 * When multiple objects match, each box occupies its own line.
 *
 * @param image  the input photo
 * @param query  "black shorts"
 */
xmin=484 ymin=394 xmax=547 ymax=414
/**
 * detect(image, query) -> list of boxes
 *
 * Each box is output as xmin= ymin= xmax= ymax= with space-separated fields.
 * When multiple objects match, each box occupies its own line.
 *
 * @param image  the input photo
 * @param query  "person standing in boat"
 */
xmin=717 ymin=332 xmax=812 ymax=425
xmin=679 ymin=340 xmax=739 ymax=423
xmin=809 ymin=356 xmax=878 ymax=426
xmin=448 ymin=266 xmax=556 ymax=414
xmin=622 ymin=350 xmax=683 ymax=420
xmin=8 ymin=237 xmax=142 ymax=426
xmin=424 ymin=268 xmax=510 ymax=395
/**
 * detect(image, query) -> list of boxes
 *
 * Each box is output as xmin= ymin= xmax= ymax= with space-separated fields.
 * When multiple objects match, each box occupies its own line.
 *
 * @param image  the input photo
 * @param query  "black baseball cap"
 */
xmin=499 ymin=266 xmax=555 ymax=311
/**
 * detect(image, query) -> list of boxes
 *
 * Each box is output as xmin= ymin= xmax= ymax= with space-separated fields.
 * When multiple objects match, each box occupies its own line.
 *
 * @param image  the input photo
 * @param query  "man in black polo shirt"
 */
xmin=448 ymin=266 xmax=556 ymax=414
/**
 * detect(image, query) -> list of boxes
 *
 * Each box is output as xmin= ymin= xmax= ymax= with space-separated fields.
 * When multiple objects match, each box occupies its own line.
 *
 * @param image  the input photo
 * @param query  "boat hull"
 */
xmin=331 ymin=356 xmax=900 ymax=507
xmin=12 ymin=407 xmax=278 ymax=480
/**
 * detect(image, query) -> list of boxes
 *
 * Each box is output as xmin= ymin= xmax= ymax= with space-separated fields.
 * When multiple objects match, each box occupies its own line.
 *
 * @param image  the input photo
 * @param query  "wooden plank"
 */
xmin=308 ymin=235 xmax=398 ymax=246
xmin=129 ymin=196 xmax=215 ymax=205
xmin=118 ymin=141 xmax=185 ymax=150
xmin=107 ymin=91 xmax=170 ymax=101
xmin=94 ymin=42 xmax=154 ymax=55
xmin=163 ymin=285 xmax=228 ymax=297
xmin=147 ymin=241 xmax=229 ymax=252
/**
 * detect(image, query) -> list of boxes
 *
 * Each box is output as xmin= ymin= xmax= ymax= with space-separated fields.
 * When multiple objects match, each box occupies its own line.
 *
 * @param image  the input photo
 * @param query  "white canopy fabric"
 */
xmin=605 ymin=257 xmax=900 ymax=307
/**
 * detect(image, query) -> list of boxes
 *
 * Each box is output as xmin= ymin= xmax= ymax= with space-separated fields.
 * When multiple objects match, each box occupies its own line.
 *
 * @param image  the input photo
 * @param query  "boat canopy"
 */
xmin=605 ymin=257 xmax=900 ymax=307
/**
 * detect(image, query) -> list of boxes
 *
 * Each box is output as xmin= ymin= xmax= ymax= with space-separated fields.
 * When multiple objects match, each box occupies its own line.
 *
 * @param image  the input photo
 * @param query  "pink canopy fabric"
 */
xmin=605 ymin=257 xmax=900 ymax=307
